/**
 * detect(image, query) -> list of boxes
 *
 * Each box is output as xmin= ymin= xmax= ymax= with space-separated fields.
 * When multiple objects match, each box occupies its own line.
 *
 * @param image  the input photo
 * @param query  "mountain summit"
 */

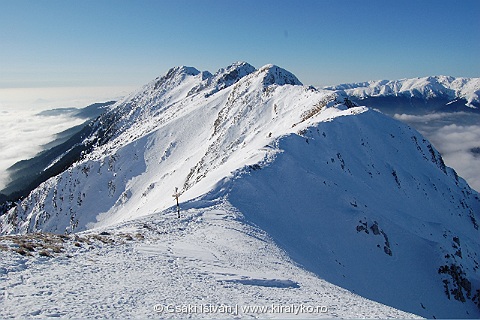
xmin=1 ymin=63 xmax=479 ymax=318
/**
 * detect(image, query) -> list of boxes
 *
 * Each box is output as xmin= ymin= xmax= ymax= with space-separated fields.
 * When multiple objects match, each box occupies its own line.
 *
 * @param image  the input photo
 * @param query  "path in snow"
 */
xmin=0 ymin=200 xmax=419 ymax=318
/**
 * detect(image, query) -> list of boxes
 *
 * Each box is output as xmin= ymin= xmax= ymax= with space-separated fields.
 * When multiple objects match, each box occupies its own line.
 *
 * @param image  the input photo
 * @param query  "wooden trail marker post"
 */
xmin=172 ymin=187 xmax=180 ymax=218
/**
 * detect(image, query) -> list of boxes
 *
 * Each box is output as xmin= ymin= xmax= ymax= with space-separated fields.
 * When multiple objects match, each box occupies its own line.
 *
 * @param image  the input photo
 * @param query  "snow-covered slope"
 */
xmin=1 ymin=62 xmax=479 ymax=318
xmin=0 ymin=200 xmax=419 ymax=319
xmin=226 ymin=108 xmax=480 ymax=318
xmin=326 ymin=76 xmax=480 ymax=109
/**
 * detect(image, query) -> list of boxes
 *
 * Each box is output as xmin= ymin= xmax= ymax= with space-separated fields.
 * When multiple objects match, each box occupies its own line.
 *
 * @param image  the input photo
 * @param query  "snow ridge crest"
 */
xmin=187 ymin=61 xmax=256 ymax=97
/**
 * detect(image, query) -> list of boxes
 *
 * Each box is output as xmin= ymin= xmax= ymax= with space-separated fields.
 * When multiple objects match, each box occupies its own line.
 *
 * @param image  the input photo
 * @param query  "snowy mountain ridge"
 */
xmin=86 ymin=62 xmax=302 ymax=157
xmin=1 ymin=62 xmax=480 ymax=318
xmin=325 ymin=75 xmax=480 ymax=107
xmin=0 ymin=62 xmax=338 ymax=233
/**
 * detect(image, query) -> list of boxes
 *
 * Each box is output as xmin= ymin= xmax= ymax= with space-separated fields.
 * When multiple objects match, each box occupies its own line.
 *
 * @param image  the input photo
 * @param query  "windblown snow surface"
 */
xmin=1 ymin=201 xmax=417 ymax=318
xmin=1 ymin=62 xmax=479 ymax=318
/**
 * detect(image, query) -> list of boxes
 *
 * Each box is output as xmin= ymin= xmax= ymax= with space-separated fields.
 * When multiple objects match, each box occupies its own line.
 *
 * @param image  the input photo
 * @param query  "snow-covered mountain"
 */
xmin=323 ymin=76 xmax=480 ymax=194
xmin=325 ymin=75 xmax=480 ymax=112
xmin=1 ymin=62 xmax=479 ymax=318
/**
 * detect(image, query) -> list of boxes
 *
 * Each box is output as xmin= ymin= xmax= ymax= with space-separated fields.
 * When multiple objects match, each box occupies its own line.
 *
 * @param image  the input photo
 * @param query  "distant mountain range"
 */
xmin=0 ymin=64 xmax=479 ymax=318
xmin=325 ymin=75 xmax=480 ymax=114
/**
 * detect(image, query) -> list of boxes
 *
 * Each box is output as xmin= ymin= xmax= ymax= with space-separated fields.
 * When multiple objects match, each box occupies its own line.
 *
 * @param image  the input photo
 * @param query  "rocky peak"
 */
xmin=258 ymin=64 xmax=303 ymax=87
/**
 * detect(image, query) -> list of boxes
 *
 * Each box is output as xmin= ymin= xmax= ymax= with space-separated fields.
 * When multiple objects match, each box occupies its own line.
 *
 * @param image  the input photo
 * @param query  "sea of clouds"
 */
xmin=394 ymin=112 xmax=480 ymax=192
xmin=0 ymin=86 xmax=133 ymax=190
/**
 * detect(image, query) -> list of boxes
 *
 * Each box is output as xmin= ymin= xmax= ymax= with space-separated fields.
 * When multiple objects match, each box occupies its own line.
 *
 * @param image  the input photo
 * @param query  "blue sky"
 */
xmin=1 ymin=0 xmax=479 ymax=89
